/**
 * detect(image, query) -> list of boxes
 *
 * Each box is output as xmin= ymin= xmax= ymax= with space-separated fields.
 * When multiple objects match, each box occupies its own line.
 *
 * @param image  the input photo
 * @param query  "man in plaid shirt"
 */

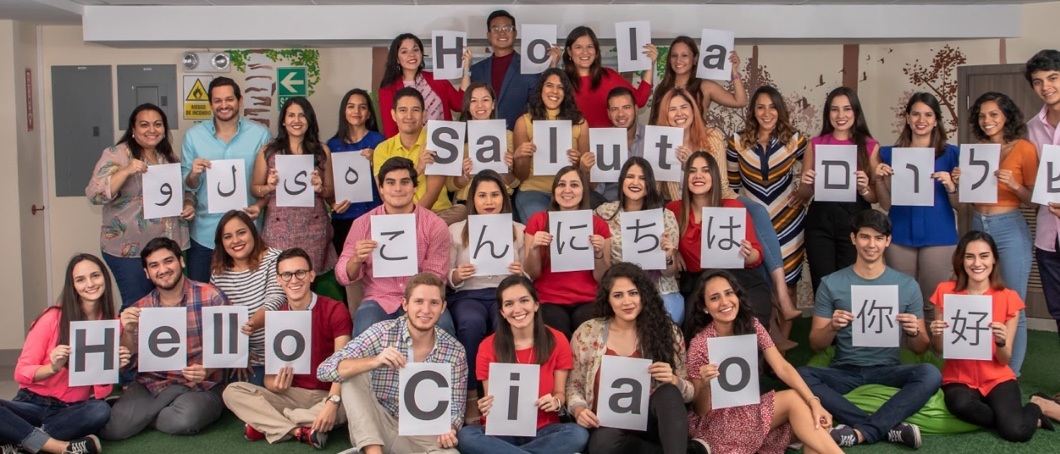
xmin=318 ymin=272 xmax=467 ymax=453
xmin=100 ymin=237 xmax=228 ymax=440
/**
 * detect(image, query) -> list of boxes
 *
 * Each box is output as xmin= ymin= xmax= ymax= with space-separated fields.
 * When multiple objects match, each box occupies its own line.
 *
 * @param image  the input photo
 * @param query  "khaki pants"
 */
xmin=435 ymin=205 xmax=467 ymax=226
xmin=341 ymin=373 xmax=459 ymax=454
xmin=223 ymin=382 xmax=346 ymax=443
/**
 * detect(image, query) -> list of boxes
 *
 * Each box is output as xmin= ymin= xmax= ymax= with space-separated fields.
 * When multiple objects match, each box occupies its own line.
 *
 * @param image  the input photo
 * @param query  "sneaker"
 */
xmin=294 ymin=426 xmax=327 ymax=450
xmin=63 ymin=435 xmax=101 ymax=454
xmin=244 ymin=423 xmax=266 ymax=441
xmin=688 ymin=437 xmax=711 ymax=454
xmin=830 ymin=424 xmax=858 ymax=447
xmin=887 ymin=422 xmax=922 ymax=449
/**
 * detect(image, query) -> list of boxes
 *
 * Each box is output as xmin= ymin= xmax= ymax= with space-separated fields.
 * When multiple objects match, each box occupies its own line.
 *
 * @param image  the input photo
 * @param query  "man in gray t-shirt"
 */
xmin=797 ymin=210 xmax=940 ymax=449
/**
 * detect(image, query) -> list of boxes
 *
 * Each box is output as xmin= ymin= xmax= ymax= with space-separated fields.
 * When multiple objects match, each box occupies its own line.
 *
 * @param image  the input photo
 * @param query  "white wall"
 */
xmin=0 ymin=20 xmax=29 ymax=349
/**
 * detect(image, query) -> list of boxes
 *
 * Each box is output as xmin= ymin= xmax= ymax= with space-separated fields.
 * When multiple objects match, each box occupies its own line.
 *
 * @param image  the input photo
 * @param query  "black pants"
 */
xmin=943 ymin=380 xmax=1042 ymax=442
xmin=680 ymin=268 xmax=772 ymax=329
xmin=804 ymin=200 xmax=869 ymax=294
xmin=540 ymin=302 xmax=597 ymax=339
xmin=587 ymin=383 xmax=689 ymax=454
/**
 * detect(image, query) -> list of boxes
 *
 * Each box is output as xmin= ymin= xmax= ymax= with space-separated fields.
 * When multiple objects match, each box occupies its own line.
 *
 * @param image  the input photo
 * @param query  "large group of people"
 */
xmin=3 ymin=9 xmax=1060 ymax=454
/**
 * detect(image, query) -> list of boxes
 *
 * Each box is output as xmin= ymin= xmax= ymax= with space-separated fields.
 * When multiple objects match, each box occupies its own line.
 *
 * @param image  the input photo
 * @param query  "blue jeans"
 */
xmin=102 ymin=253 xmax=154 ymax=311
xmin=739 ymin=196 xmax=784 ymax=275
xmin=514 ymin=190 xmax=551 ymax=225
xmin=185 ymin=239 xmax=215 ymax=284
xmin=448 ymin=288 xmax=501 ymax=389
xmin=227 ymin=365 xmax=266 ymax=388
xmin=661 ymin=292 xmax=685 ymax=325
xmin=457 ymin=422 xmax=589 ymax=454
xmin=797 ymin=363 xmax=942 ymax=444
xmin=0 ymin=389 xmax=111 ymax=451
xmin=1037 ymin=244 xmax=1060 ymax=324
xmin=972 ymin=210 xmax=1031 ymax=375
xmin=353 ymin=299 xmax=456 ymax=338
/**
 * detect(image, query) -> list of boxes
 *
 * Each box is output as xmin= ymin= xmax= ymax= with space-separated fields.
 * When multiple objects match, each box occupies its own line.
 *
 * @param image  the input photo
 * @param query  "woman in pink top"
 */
xmin=1 ymin=254 xmax=131 ymax=454
xmin=562 ymin=26 xmax=657 ymax=128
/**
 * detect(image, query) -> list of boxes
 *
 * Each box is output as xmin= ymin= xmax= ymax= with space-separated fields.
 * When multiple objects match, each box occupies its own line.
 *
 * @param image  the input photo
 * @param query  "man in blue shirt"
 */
xmin=469 ymin=10 xmax=540 ymax=130
xmin=181 ymin=77 xmax=272 ymax=282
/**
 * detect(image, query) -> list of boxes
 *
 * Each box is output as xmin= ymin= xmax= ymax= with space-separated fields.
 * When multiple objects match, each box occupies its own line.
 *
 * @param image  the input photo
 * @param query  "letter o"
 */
xmin=717 ymin=357 xmax=751 ymax=392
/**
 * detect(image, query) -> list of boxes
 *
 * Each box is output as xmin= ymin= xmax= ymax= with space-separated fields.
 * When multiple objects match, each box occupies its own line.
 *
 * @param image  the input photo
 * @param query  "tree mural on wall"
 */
xmin=224 ymin=49 xmax=322 ymax=128
xmin=900 ymin=45 xmax=966 ymax=135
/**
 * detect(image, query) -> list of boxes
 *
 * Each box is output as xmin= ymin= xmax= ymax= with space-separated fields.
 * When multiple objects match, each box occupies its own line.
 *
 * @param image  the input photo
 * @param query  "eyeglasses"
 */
xmin=489 ymin=26 xmax=515 ymax=34
xmin=279 ymin=269 xmax=310 ymax=282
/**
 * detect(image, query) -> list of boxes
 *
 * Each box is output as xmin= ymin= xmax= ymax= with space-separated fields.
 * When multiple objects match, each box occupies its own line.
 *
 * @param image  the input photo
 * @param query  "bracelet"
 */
xmin=947 ymin=187 xmax=957 ymax=194
xmin=860 ymin=189 xmax=870 ymax=196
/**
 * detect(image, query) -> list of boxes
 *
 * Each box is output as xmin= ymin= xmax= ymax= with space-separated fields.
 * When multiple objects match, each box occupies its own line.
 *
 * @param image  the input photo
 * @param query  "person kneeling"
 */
xmin=223 ymin=248 xmax=353 ymax=449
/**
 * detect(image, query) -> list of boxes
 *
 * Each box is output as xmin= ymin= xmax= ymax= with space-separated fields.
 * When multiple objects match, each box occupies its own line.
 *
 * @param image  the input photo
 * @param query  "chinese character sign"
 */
xmin=942 ymin=294 xmax=993 ymax=361
xmin=851 ymin=285 xmax=899 ymax=348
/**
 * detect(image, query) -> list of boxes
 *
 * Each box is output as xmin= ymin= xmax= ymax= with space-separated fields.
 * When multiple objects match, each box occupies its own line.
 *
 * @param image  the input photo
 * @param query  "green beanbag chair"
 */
xmin=312 ymin=270 xmax=346 ymax=303
xmin=804 ymin=347 xmax=980 ymax=434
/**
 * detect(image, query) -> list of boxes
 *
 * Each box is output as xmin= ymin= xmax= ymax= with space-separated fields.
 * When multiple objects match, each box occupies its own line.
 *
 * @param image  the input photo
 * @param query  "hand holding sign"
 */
xmin=642 ymin=126 xmax=683 ymax=182
xmin=941 ymin=295 xmax=993 ymax=360
xmin=851 ymin=285 xmax=900 ymax=348
xmin=521 ymin=24 xmax=557 ymax=74
xmin=371 ymin=213 xmax=418 ymax=278
xmin=890 ymin=148 xmax=936 ymax=206
xmin=958 ymin=143 xmax=1000 ymax=204
xmin=814 ymin=145 xmax=858 ymax=202
xmin=142 ymin=163 xmax=184 ymax=219
xmin=707 ymin=334 xmax=760 ymax=409
xmin=206 ymin=159 xmax=248 ymax=213
xmin=331 ymin=151 xmax=374 ymax=204
xmin=549 ymin=210 xmax=595 ymax=272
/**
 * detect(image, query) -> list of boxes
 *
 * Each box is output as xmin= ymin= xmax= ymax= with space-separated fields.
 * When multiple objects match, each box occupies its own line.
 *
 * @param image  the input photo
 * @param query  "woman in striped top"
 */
xmin=210 ymin=210 xmax=286 ymax=387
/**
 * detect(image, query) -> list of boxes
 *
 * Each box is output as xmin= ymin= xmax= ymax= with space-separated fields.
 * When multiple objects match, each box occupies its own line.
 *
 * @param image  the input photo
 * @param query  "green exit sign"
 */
xmin=277 ymin=66 xmax=307 ymax=97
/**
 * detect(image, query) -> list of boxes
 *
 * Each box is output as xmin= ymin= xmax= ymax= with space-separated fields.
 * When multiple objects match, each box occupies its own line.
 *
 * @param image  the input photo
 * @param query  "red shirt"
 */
xmin=572 ymin=68 xmax=652 ymax=128
xmin=524 ymin=211 xmax=612 ymax=304
xmin=930 ymin=282 xmax=1023 ymax=395
xmin=490 ymin=52 xmax=514 ymax=96
xmin=476 ymin=327 xmax=572 ymax=428
xmin=279 ymin=295 xmax=353 ymax=391
xmin=666 ymin=198 xmax=762 ymax=272
xmin=15 ymin=307 xmax=113 ymax=402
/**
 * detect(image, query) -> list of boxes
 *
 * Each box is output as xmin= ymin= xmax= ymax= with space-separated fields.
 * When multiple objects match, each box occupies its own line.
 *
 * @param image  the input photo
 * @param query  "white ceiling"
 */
xmin=0 ymin=0 xmax=1048 ymax=24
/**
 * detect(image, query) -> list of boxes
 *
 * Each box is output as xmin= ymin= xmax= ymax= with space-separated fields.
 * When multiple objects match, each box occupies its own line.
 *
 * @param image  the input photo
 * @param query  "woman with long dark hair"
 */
xmin=650 ymin=35 xmax=746 ymax=123
xmin=683 ymin=270 xmax=840 ymax=454
xmin=870 ymin=92 xmax=960 ymax=324
xmin=455 ymin=275 xmax=589 ymax=453
xmin=251 ymin=96 xmax=337 ymax=276
xmin=951 ymin=92 xmax=1037 ymax=376
xmin=929 ymin=231 xmax=1052 ymax=442
xmin=0 ymin=254 xmax=130 ymax=454
xmin=378 ymin=33 xmax=471 ymax=137
xmin=86 ymin=103 xmax=194 ymax=309
xmin=567 ymin=263 xmax=700 ymax=454
xmin=449 ymin=82 xmax=517 ymax=205
xmin=562 ymin=26 xmax=657 ymax=128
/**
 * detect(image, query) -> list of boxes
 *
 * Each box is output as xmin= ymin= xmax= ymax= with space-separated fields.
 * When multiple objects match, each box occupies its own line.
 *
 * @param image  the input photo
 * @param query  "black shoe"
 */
xmin=887 ymin=422 xmax=922 ymax=449
xmin=63 ymin=435 xmax=101 ymax=454
xmin=688 ymin=438 xmax=711 ymax=454
xmin=830 ymin=424 xmax=858 ymax=447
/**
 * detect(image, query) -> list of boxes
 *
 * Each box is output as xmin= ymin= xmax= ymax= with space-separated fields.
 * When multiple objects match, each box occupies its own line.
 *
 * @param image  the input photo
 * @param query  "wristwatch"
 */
xmin=327 ymin=395 xmax=341 ymax=405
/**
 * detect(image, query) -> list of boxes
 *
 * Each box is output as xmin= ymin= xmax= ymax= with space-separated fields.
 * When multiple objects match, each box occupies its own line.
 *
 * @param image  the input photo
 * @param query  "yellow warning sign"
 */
xmin=186 ymin=78 xmax=208 ymax=101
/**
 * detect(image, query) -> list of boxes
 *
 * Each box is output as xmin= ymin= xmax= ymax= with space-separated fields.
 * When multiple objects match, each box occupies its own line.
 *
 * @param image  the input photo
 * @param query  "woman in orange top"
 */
xmin=929 ymin=231 xmax=1052 ymax=442
xmin=951 ymin=92 xmax=1038 ymax=377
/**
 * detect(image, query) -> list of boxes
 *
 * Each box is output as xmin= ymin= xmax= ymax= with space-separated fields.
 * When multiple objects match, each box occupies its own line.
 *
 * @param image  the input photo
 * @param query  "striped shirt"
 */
xmin=316 ymin=315 xmax=468 ymax=428
xmin=210 ymin=248 xmax=285 ymax=365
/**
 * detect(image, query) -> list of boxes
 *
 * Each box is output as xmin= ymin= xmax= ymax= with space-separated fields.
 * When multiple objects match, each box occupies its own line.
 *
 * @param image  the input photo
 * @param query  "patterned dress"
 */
xmin=726 ymin=133 xmax=808 ymax=284
xmin=686 ymin=319 xmax=792 ymax=454
xmin=261 ymin=152 xmax=338 ymax=273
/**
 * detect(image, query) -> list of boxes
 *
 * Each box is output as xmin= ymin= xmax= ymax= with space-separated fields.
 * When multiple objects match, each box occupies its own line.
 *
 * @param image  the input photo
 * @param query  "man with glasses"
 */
xmin=224 ymin=248 xmax=353 ymax=450
xmin=469 ymin=9 xmax=540 ymax=129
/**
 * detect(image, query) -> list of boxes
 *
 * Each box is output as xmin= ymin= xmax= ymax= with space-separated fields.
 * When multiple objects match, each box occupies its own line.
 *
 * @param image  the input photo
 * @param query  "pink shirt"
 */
xmin=335 ymin=204 xmax=451 ymax=313
xmin=1026 ymin=105 xmax=1060 ymax=252
xmin=15 ymin=307 xmax=112 ymax=403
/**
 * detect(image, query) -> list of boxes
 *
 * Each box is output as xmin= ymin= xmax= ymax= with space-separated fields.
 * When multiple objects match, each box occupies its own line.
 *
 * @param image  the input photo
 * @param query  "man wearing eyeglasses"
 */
xmin=470 ymin=10 xmax=541 ymax=130
xmin=223 ymin=247 xmax=353 ymax=450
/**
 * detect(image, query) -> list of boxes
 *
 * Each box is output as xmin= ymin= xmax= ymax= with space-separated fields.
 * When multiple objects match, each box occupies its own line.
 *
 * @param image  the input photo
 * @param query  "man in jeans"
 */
xmin=798 ymin=209 xmax=940 ymax=449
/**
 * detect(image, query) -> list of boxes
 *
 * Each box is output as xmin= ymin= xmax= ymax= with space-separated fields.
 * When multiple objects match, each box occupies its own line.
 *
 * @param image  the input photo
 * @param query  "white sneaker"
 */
xmin=335 ymin=448 xmax=360 ymax=454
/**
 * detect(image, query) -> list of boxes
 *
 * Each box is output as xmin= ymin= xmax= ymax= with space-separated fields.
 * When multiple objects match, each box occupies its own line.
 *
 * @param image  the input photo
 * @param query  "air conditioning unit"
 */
xmin=182 ymin=52 xmax=232 ymax=73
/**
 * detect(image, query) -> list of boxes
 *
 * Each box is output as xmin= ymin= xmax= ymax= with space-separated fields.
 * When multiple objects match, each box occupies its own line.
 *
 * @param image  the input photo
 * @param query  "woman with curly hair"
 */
xmin=566 ymin=263 xmax=704 ymax=454
xmin=683 ymin=270 xmax=840 ymax=454
xmin=650 ymin=35 xmax=747 ymax=123
xmin=951 ymin=92 xmax=1038 ymax=376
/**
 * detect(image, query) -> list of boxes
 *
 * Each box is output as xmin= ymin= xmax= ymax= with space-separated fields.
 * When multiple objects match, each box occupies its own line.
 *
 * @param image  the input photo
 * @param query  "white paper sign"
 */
xmin=68 ymin=320 xmax=121 ymax=387
xmin=431 ymin=30 xmax=467 ymax=80
xmin=700 ymin=207 xmax=746 ymax=269
xmin=615 ymin=21 xmax=651 ymax=73
xmin=533 ymin=120 xmax=572 ymax=177
xmin=891 ymin=148 xmax=936 ymax=207
xmin=275 ymin=154 xmax=315 ymax=207
xmin=942 ymin=295 xmax=994 ymax=361
xmin=520 ymin=24 xmax=557 ymax=74
xmin=814 ymin=145 xmax=858 ymax=202
xmin=202 ymin=305 xmax=249 ymax=369
xmin=707 ymin=334 xmax=760 ymax=409
xmin=331 ymin=151 xmax=374 ymax=204
xmin=959 ymin=143 xmax=1000 ymax=204
xmin=698 ymin=29 xmax=735 ymax=81
xmin=620 ymin=209 xmax=666 ymax=270
xmin=426 ymin=120 xmax=466 ymax=177
xmin=468 ymin=214 xmax=515 ymax=276
xmin=549 ymin=210 xmax=595 ymax=273
xmin=596 ymin=355 xmax=651 ymax=431
xmin=851 ymin=285 xmax=900 ymax=348
xmin=485 ymin=363 xmax=540 ymax=437
xmin=642 ymin=125 xmax=684 ymax=182
xmin=138 ymin=307 xmax=188 ymax=372
xmin=1031 ymin=144 xmax=1060 ymax=205
xmin=371 ymin=213 xmax=418 ymax=278
xmin=590 ymin=128 xmax=628 ymax=183
xmin=265 ymin=310 xmax=313 ymax=374
xmin=399 ymin=362 xmax=454 ymax=436
xmin=468 ymin=119 xmax=510 ymax=175
xmin=142 ymin=163 xmax=184 ymax=220
xmin=205 ymin=159 xmax=248 ymax=214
